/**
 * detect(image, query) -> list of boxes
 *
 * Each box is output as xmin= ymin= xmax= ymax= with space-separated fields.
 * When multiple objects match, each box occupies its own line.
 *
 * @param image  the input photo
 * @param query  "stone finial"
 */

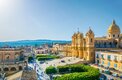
xmin=112 ymin=19 xmax=115 ymax=24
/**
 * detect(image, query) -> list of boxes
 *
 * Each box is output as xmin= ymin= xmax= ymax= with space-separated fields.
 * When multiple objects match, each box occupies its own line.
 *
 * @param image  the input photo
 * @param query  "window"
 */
xmin=102 ymin=61 xmax=104 ymax=65
xmin=97 ymin=60 xmax=99 ymax=64
xmin=15 ymin=54 xmax=19 ymax=61
xmin=96 ymin=54 xmax=99 ymax=58
xmin=118 ymin=35 xmax=119 ymax=37
xmin=107 ymin=55 xmax=111 ymax=60
xmin=114 ymin=56 xmax=117 ymax=61
xmin=101 ymin=54 xmax=104 ymax=59
xmin=6 ymin=56 xmax=9 ymax=61
xmin=113 ymin=34 xmax=115 ymax=37
xmin=114 ymin=64 xmax=117 ymax=68
xmin=108 ymin=62 xmax=110 ymax=67
xmin=91 ymin=38 xmax=92 ymax=43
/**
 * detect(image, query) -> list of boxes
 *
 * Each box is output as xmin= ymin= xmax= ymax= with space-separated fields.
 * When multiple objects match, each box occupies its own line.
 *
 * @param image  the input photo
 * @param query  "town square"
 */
xmin=0 ymin=0 xmax=122 ymax=80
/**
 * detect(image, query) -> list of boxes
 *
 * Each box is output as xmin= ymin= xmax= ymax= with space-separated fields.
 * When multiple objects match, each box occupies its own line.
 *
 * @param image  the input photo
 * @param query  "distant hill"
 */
xmin=0 ymin=39 xmax=71 ymax=47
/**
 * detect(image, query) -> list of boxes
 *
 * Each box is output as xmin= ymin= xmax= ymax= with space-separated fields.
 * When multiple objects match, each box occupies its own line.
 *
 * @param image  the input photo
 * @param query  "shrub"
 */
xmin=54 ymin=64 xmax=100 ymax=80
xmin=36 ymin=54 xmax=59 ymax=61
xmin=45 ymin=66 xmax=57 ymax=74
xmin=28 ymin=56 xmax=34 ymax=62
xmin=57 ymin=66 xmax=69 ymax=73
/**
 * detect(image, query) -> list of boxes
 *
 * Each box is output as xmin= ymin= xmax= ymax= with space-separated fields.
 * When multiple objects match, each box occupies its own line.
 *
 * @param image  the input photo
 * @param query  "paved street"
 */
xmin=28 ymin=63 xmax=50 ymax=80
xmin=37 ymin=57 xmax=82 ymax=71
xmin=28 ymin=52 xmax=50 ymax=80
xmin=28 ymin=56 xmax=82 ymax=80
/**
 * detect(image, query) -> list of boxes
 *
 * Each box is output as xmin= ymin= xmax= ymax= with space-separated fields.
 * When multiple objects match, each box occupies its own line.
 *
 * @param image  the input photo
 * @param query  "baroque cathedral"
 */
xmin=65 ymin=20 xmax=122 ymax=63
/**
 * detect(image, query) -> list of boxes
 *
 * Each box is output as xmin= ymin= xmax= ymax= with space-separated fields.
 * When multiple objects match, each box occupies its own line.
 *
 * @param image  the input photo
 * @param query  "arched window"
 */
xmin=113 ymin=34 xmax=115 ymax=37
xmin=4 ymin=68 xmax=9 ymax=71
xmin=118 ymin=35 xmax=119 ymax=37
xmin=109 ymin=42 xmax=112 ymax=47
xmin=91 ymin=38 xmax=92 ymax=43
xmin=104 ymin=42 xmax=106 ymax=48
xmin=19 ymin=66 xmax=22 ymax=70
xmin=6 ymin=56 xmax=9 ymax=60
xmin=15 ymin=54 xmax=19 ymax=61
xmin=6 ymin=55 xmax=9 ymax=62
xmin=11 ymin=67 xmax=16 ymax=71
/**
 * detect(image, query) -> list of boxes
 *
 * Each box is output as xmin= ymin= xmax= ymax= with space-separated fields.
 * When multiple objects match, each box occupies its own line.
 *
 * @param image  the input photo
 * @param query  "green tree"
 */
xmin=28 ymin=56 xmax=34 ymax=62
xmin=54 ymin=64 xmax=100 ymax=80
xmin=46 ymin=66 xmax=57 ymax=80
xmin=46 ymin=66 xmax=57 ymax=74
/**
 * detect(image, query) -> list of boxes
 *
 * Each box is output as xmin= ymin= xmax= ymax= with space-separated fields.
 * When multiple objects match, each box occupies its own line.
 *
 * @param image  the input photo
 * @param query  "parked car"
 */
xmin=120 ymin=76 xmax=122 ymax=78
xmin=68 ymin=59 xmax=70 ymax=61
xmin=61 ymin=60 xmax=65 ymax=63
xmin=112 ymin=73 xmax=118 ymax=77
xmin=109 ymin=68 xmax=115 ymax=71
xmin=40 ymin=61 xmax=44 ymax=64
xmin=99 ymin=74 xmax=107 ymax=80
xmin=104 ymin=69 xmax=110 ymax=75
xmin=110 ymin=78 xmax=114 ymax=80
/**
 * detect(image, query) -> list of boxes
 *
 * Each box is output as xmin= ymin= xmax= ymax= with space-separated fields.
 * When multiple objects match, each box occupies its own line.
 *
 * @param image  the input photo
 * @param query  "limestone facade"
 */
xmin=65 ymin=20 xmax=122 ymax=63
xmin=0 ymin=48 xmax=26 ymax=74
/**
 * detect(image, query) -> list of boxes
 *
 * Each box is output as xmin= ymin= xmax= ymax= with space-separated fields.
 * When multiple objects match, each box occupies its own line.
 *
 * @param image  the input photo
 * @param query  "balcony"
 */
xmin=107 ymin=58 xmax=111 ymax=61
xmin=101 ymin=57 xmax=104 ymax=60
xmin=119 ymin=60 xmax=122 ymax=63
xmin=113 ymin=59 xmax=118 ymax=62
xmin=96 ymin=56 xmax=99 ymax=59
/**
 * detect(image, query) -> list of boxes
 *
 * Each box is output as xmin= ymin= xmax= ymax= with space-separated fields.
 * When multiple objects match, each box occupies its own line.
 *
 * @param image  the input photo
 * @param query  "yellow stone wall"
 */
xmin=96 ymin=51 xmax=122 ymax=72
xmin=66 ymin=29 xmax=95 ymax=63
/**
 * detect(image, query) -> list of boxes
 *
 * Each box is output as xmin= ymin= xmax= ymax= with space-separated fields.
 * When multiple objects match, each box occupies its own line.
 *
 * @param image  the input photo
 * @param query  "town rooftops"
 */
xmin=0 ymin=48 xmax=22 ymax=51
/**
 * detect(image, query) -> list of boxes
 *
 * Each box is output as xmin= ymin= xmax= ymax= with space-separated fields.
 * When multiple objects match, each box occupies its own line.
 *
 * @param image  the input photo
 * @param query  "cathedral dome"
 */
xmin=108 ymin=20 xmax=120 ymax=34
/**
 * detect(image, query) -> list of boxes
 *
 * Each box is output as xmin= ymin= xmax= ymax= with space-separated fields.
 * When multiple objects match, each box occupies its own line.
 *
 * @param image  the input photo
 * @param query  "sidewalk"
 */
xmin=90 ymin=64 xmax=122 ymax=80
xmin=6 ymin=71 xmax=23 ymax=80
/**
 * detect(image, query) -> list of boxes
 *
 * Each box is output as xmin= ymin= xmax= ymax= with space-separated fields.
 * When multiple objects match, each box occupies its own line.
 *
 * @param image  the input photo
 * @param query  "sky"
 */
xmin=0 ymin=0 xmax=122 ymax=41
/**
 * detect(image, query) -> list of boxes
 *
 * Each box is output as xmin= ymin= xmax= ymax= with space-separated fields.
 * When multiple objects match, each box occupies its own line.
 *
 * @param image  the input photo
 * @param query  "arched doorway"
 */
xmin=19 ymin=66 xmax=22 ymax=70
xmin=4 ymin=67 xmax=9 ymax=71
xmin=10 ymin=67 xmax=16 ymax=71
xmin=109 ymin=42 xmax=112 ymax=47
xmin=104 ymin=42 xmax=106 ymax=48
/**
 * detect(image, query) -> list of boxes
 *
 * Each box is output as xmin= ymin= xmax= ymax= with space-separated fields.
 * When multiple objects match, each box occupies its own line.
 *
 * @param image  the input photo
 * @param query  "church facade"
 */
xmin=65 ymin=20 xmax=122 ymax=63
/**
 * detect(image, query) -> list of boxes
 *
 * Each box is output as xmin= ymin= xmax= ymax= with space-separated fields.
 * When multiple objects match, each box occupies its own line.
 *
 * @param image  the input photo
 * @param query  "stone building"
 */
xmin=0 ymin=48 xmax=26 ymax=75
xmin=95 ymin=20 xmax=121 ymax=48
xmin=51 ymin=44 xmax=66 ymax=54
xmin=65 ymin=20 xmax=122 ymax=63
xmin=67 ymin=28 xmax=95 ymax=63
xmin=95 ymin=50 xmax=122 ymax=72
